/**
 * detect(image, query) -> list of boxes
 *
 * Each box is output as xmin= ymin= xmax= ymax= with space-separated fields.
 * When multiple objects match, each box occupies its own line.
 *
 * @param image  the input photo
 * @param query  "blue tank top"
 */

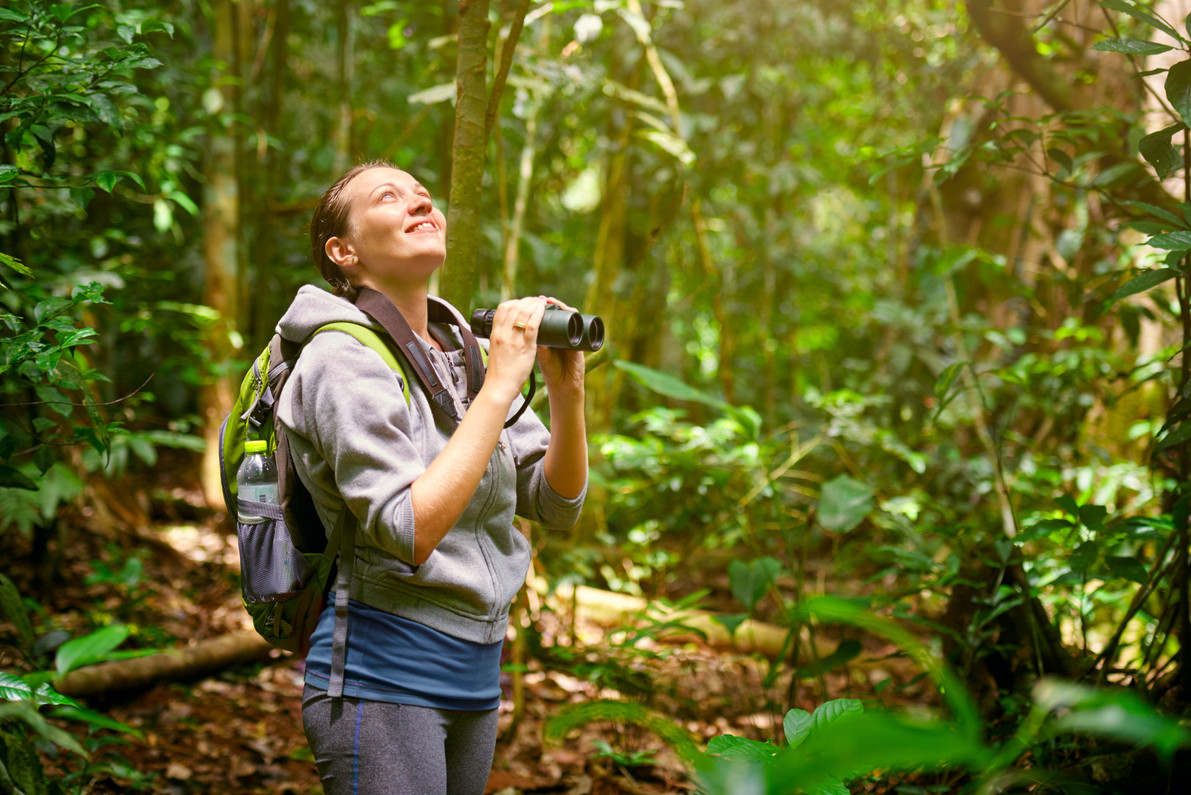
xmin=304 ymin=597 xmax=504 ymax=711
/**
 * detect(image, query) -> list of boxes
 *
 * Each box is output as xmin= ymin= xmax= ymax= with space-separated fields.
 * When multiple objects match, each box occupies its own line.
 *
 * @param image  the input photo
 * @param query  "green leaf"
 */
xmin=1106 ymin=555 xmax=1149 ymax=585
xmin=1016 ymin=518 xmax=1073 ymax=544
xmin=1078 ymin=504 xmax=1108 ymax=531
xmin=728 ymin=557 xmax=781 ymax=613
xmin=0 ymin=574 xmax=35 ymax=654
xmin=812 ymin=698 xmax=864 ymax=732
xmin=1101 ymin=0 xmax=1183 ymax=42
xmin=1092 ymin=37 xmax=1174 ymax=55
xmin=1139 ymin=125 xmax=1182 ymax=179
xmin=1035 ymin=679 xmax=1191 ymax=761
xmin=0 ymin=464 xmax=38 ymax=489
xmin=784 ymin=709 xmax=814 ymax=749
xmin=817 ymin=475 xmax=874 ymax=532
xmin=94 ymin=171 xmax=121 ymax=193
xmin=1157 ymin=419 xmax=1191 ymax=452
xmin=1123 ymin=201 xmax=1189 ymax=228
xmin=1047 ymin=147 xmax=1074 ymax=178
xmin=1148 ymin=230 xmax=1191 ymax=250
xmin=0 ymin=671 xmax=35 ymax=702
xmin=51 ymin=704 xmax=142 ymax=737
xmin=934 ymin=361 xmax=965 ymax=401
xmin=1069 ymin=541 xmax=1099 ymax=575
xmin=706 ymin=734 xmax=778 ymax=762
xmin=87 ymin=94 xmax=122 ymax=128
xmin=1166 ymin=60 xmax=1191 ymax=126
xmin=0 ymin=700 xmax=89 ymax=758
xmin=712 ymin=613 xmax=748 ymax=637
xmin=614 ymin=360 xmax=735 ymax=413
xmin=545 ymin=699 xmax=700 ymax=761
xmin=1102 ymin=268 xmax=1179 ymax=315
xmin=54 ymin=624 xmax=130 ymax=677
xmin=764 ymin=708 xmax=987 ymax=790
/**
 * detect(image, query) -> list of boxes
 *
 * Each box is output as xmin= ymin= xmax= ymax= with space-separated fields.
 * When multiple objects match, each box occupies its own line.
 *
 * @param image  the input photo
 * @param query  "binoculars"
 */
xmin=470 ymin=305 xmax=604 ymax=352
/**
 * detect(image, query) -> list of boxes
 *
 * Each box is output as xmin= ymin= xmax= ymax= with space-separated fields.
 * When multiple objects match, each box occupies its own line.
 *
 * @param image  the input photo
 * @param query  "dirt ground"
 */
xmin=5 ymin=486 xmax=922 ymax=794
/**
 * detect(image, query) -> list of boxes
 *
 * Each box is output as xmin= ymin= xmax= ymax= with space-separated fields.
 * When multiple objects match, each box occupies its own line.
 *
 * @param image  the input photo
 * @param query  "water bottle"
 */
xmin=237 ymin=439 xmax=278 ymax=524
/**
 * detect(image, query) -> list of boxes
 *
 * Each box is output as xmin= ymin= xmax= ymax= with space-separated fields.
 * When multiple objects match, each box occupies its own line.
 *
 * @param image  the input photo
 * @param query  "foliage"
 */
xmin=0 ymin=573 xmax=153 ymax=793
xmin=0 ymin=0 xmax=178 ymax=520
xmin=548 ymin=597 xmax=1190 ymax=794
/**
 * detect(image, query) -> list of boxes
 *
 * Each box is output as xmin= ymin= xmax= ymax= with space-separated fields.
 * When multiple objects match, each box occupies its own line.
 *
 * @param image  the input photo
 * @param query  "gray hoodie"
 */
xmin=276 ymin=285 xmax=585 ymax=644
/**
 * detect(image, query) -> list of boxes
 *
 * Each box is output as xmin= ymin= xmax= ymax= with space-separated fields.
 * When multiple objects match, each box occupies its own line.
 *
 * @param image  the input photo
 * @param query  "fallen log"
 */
xmin=52 ymin=585 xmax=824 ymax=698
xmin=537 ymin=582 xmax=831 ymax=662
xmin=55 ymin=629 xmax=273 ymax=698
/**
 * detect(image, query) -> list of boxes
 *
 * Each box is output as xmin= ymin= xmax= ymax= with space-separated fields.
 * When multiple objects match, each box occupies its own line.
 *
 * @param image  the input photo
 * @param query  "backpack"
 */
xmin=218 ymin=288 xmax=489 ymax=697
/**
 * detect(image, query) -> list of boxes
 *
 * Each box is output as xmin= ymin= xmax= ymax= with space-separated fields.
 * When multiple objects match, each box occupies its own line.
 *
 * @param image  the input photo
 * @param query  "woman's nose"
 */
xmin=409 ymin=195 xmax=432 ymax=215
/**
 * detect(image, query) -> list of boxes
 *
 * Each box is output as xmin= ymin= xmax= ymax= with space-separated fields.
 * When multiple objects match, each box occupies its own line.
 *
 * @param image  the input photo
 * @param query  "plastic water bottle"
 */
xmin=236 ymin=439 xmax=278 ymax=524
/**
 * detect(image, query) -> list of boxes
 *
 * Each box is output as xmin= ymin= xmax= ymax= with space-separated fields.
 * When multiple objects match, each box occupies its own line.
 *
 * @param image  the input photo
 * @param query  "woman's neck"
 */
xmin=363 ymin=281 xmax=441 ymax=350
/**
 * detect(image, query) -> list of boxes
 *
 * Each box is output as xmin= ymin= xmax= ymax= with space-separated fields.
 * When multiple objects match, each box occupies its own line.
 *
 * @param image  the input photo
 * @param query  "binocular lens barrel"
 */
xmin=469 ymin=307 xmax=604 ymax=352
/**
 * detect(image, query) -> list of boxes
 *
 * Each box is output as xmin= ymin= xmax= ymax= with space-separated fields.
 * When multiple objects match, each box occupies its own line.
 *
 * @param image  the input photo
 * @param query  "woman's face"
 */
xmin=332 ymin=166 xmax=447 ymax=288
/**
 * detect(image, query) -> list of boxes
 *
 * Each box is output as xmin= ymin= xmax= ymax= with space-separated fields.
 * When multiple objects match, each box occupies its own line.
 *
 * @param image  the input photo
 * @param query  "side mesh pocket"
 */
xmin=237 ymin=501 xmax=315 ymax=604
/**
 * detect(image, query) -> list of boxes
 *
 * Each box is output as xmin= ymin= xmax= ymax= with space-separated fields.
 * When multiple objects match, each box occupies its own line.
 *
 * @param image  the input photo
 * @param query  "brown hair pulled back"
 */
xmin=309 ymin=160 xmax=396 ymax=299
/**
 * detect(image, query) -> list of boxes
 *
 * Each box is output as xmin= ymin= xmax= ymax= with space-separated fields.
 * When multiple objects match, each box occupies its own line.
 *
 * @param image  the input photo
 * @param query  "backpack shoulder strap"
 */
xmin=354 ymin=288 xmax=484 ymax=422
xmin=310 ymin=321 xmax=411 ymax=406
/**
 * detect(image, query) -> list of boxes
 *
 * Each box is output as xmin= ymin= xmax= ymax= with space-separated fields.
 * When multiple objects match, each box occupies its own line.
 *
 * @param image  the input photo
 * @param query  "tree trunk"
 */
xmin=440 ymin=0 xmax=491 ymax=310
xmin=334 ymin=0 xmax=355 ymax=174
xmin=199 ymin=0 xmax=242 ymax=511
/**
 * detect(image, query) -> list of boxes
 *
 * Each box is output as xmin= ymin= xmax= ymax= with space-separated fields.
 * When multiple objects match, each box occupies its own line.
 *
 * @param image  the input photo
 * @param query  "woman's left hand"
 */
xmin=537 ymin=298 xmax=586 ymax=397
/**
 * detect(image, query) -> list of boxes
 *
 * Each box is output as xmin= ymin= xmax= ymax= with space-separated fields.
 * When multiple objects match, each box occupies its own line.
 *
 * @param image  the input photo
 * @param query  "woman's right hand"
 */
xmin=481 ymin=296 xmax=547 ymax=405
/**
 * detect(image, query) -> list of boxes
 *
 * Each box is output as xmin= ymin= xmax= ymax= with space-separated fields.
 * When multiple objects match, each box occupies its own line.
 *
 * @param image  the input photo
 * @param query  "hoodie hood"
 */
xmin=276 ymin=285 xmax=471 ymax=344
xmin=276 ymin=286 xmax=377 ymax=342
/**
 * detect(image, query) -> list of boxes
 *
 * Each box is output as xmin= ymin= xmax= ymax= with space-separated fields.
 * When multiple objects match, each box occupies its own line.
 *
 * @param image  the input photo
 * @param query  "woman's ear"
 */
xmin=325 ymin=237 xmax=358 ymax=270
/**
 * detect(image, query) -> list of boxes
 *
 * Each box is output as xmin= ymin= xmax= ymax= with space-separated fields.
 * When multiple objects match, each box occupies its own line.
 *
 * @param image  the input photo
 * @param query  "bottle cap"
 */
xmin=245 ymin=439 xmax=269 ymax=453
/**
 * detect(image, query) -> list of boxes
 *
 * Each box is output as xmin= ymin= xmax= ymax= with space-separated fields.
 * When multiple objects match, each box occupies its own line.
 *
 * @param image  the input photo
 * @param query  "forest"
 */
xmin=5 ymin=0 xmax=1191 ymax=792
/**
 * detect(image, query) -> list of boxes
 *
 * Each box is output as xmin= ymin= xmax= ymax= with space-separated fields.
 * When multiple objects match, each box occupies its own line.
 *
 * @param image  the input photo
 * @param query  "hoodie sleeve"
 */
xmin=503 ymin=401 xmax=586 ymax=530
xmin=278 ymin=329 xmax=421 ymax=564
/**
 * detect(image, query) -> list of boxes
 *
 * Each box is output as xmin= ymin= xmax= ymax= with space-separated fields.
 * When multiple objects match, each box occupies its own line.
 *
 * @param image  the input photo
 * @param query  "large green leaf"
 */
xmin=817 ymin=475 xmax=874 ymax=532
xmin=811 ymin=698 xmax=863 ymax=732
xmin=1101 ymin=268 xmax=1179 ymax=316
xmin=1166 ymin=60 xmax=1191 ymax=128
xmin=1101 ymin=0 xmax=1182 ymax=42
xmin=1092 ymin=37 xmax=1174 ymax=55
xmin=1147 ymin=230 xmax=1191 ymax=251
xmin=54 ymin=624 xmax=130 ymax=677
xmin=1034 ymin=679 xmax=1191 ymax=761
xmin=1138 ymin=125 xmax=1182 ymax=180
xmin=614 ymin=360 xmax=731 ymax=410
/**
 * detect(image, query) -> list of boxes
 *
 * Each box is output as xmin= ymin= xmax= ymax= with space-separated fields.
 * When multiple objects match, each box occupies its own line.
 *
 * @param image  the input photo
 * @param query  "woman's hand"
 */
xmin=482 ymin=296 xmax=548 ymax=405
xmin=536 ymin=298 xmax=586 ymax=398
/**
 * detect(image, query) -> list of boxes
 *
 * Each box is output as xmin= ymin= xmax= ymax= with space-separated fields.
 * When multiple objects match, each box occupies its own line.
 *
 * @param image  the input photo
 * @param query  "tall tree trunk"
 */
xmin=199 ymin=0 xmax=242 ymax=510
xmin=440 ymin=0 xmax=491 ymax=309
xmin=334 ymin=0 xmax=355 ymax=174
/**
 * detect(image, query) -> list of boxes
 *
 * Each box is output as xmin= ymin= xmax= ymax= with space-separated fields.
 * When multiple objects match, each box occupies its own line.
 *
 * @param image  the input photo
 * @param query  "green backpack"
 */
xmin=219 ymin=288 xmax=490 ymax=697
xmin=219 ymin=322 xmax=408 ymax=654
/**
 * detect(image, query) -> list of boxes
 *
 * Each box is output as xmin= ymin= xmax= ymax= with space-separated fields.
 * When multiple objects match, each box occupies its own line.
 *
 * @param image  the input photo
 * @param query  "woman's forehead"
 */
xmin=348 ymin=166 xmax=419 ymax=197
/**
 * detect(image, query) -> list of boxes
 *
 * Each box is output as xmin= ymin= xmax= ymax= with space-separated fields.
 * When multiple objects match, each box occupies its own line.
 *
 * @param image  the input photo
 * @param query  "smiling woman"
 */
xmin=272 ymin=161 xmax=590 ymax=795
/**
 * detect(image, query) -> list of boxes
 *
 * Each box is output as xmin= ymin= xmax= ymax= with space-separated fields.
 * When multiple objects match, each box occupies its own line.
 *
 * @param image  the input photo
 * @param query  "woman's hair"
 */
xmin=309 ymin=160 xmax=395 ymax=299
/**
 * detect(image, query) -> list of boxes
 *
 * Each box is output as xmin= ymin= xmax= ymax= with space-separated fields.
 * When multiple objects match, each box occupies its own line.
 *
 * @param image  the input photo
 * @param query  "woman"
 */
xmin=276 ymin=161 xmax=587 ymax=794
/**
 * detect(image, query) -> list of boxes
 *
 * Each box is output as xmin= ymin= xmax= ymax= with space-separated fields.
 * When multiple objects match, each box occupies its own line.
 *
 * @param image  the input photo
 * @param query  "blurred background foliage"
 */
xmin=6 ymin=0 xmax=1191 ymax=791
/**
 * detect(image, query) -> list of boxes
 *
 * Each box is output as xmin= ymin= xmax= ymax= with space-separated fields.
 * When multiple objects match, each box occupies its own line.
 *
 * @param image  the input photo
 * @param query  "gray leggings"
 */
xmin=302 ymin=685 xmax=499 ymax=795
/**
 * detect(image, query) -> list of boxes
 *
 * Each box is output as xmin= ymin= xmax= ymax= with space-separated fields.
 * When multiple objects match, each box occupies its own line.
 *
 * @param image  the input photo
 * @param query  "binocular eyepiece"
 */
xmin=470 ymin=305 xmax=604 ymax=352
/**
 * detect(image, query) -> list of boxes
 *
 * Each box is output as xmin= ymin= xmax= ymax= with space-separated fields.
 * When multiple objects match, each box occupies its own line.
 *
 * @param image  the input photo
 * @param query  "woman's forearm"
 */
xmin=409 ymin=388 xmax=510 ymax=564
xmin=542 ymin=387 xmax=588 ymax=500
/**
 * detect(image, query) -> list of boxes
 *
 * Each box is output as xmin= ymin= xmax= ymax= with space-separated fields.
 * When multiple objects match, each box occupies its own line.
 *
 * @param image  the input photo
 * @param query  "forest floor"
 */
xmin=5 ymin=473 xmax=932 ymax=794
